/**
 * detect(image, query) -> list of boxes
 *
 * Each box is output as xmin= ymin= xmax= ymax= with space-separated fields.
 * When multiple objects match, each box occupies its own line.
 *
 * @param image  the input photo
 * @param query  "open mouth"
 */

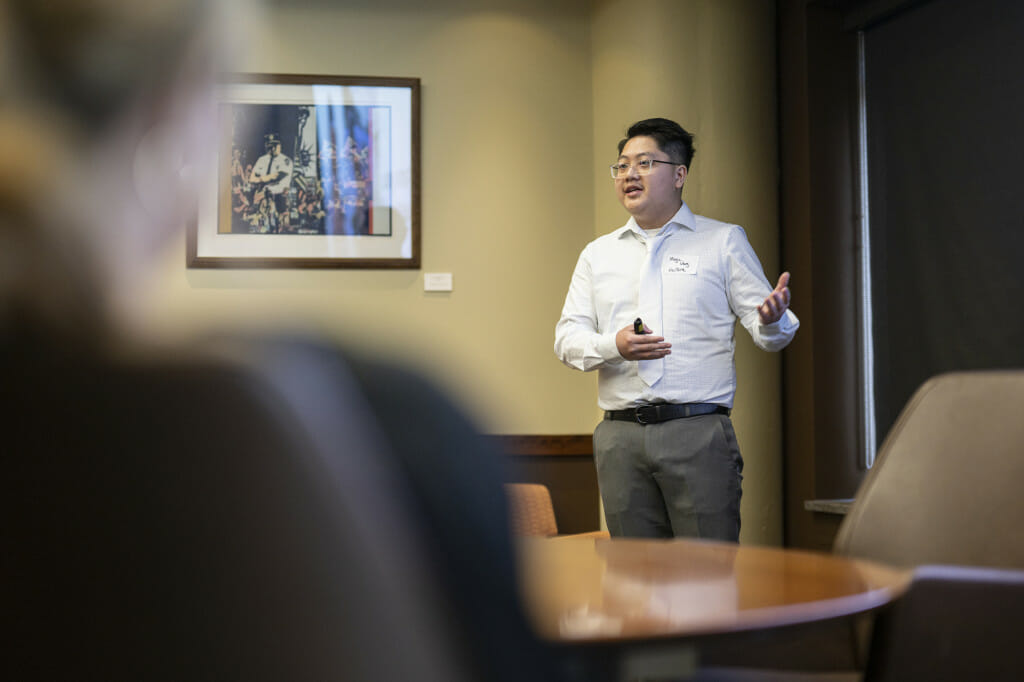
xmin=624 ymin=183 xmax=643 ymax=198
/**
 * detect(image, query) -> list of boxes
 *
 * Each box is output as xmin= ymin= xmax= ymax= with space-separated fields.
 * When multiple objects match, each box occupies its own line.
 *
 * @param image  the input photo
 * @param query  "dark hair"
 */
xmin=617 ymin=118 xmax=696 ymax=169
xmin=9 ymin=0 xmax=209 ymax=134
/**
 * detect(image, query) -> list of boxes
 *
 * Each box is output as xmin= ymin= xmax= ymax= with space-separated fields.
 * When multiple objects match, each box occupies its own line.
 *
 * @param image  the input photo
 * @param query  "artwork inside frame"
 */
xmin=187 ymin=73 xmax=420 ymax=269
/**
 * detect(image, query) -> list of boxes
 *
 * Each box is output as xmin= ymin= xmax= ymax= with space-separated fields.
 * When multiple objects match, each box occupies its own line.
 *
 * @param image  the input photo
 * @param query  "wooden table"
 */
xmin=518 ymin=536 xmax=911 ymax=644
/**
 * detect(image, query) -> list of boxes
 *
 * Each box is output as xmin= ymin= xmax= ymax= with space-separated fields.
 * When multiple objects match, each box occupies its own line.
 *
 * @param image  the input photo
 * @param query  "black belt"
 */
xmin=604 ymin=403 xmax=730 ymax=425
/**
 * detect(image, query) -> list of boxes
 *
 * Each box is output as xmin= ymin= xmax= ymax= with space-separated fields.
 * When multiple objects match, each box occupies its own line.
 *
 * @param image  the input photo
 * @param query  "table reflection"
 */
xmin=517 ymin=536 xmax=910 ymax=643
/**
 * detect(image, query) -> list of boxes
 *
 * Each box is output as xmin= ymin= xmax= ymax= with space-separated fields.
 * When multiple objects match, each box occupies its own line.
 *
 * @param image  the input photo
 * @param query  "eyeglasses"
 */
xmin=609 ymin=159 xmax=681 ymax=179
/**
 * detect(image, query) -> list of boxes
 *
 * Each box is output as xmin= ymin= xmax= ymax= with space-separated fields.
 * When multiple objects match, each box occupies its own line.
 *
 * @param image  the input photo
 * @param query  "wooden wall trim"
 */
xmin=487 ymin=434 xmax=593 ymax=457
xmin=490 ymin=434 xmax=600 ymax=534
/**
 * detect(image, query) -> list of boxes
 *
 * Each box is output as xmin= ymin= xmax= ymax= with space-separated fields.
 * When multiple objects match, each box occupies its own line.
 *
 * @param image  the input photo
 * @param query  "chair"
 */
xmin=506 ymin=483 xmax=560 ymax=536
xmin=834 ymin=370 xmax=1024 ymax=569
xmin=3 ymin=336 xmax=563 ymax=681
xmin=505 ymin=483 xmax=609 ymax=538
xmin=695 ymin=370 xmax=1024 ymax=681
xmin=863 ymin=564 xmax=1024 ymax=682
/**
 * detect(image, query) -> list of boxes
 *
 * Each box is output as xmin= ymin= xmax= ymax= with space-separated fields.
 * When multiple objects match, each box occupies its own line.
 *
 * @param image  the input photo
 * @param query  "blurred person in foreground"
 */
xmin=0 ymin=2 xmax=575 ymax=680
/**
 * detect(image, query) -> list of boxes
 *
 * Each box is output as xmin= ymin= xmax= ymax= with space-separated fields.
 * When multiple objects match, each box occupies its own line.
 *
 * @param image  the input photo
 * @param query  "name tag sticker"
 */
xmin=664 ymin=254 xmax=699 ymax=275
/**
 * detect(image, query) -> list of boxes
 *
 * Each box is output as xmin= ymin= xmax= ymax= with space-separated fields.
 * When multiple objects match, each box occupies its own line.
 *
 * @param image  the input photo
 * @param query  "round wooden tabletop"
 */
xmin=517 ymin=536 xmax=911 ymax=643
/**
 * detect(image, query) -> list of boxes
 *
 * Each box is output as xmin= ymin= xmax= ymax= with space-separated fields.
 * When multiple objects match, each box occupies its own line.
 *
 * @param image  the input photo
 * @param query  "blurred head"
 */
xmin=0 ymin=0 xmax=235 ymax=342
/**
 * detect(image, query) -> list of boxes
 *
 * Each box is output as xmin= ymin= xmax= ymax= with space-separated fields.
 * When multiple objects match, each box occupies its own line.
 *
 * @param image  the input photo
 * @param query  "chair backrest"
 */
xmin=834 ymin=370 xmax=1024 ymax=569
xmin=864 ymin=565 xmax=1024 ymax=682
xmin=506 ymin=483 xmax=559 ymax=537
xmin=4 ymin=338 xmax=473 ymax=681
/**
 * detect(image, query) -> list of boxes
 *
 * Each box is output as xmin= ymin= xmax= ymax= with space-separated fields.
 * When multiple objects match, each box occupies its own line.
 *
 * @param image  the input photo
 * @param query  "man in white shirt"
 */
xmin=554 ymin=118 xmax=799 ymax=541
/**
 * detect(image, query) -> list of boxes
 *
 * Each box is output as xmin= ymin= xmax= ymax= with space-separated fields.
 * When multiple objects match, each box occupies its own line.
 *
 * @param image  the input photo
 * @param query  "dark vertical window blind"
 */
xmin=864 ymin=0 xmax=1024 ymax=442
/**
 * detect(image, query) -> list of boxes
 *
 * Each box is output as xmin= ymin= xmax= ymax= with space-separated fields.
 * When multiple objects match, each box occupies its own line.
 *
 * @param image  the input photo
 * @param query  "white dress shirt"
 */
xmin=554 ymin=202 xmax=799 ymax=410
xmin=251 ymin=152 xmax=294 ymax=195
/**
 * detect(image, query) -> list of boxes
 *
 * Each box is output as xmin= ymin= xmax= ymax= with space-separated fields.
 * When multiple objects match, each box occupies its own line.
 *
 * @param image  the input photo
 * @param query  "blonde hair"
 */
xmin=0 ymin=0 xmax=224 ymax=341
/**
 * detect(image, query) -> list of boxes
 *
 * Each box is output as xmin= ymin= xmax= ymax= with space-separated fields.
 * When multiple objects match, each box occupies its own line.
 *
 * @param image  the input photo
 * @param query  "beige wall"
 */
xmin=135 ymin=0 xmax=783 ymax=544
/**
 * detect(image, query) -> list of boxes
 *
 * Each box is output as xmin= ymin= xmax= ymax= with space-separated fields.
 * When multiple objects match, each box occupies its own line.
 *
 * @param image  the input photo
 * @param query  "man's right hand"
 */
xmin=615 ymin=323 xmax=672 ymax=361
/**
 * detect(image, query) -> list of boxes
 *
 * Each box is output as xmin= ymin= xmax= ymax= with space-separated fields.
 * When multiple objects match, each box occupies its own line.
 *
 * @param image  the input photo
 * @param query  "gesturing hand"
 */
xmin=759 ymin=272 xmax=792 ymax=324
xmin=615 ymin=323 xmax=672 ymax=361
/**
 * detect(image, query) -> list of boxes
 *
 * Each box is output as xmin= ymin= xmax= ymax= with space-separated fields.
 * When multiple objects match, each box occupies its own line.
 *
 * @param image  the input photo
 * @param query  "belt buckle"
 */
xmin=635 ymin=405 xmax=657 ymax=424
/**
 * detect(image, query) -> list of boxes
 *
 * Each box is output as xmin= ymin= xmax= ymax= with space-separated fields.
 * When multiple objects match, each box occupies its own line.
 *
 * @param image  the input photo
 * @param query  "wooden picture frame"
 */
xmin=187 ymin=73 xmax=420 ymax=269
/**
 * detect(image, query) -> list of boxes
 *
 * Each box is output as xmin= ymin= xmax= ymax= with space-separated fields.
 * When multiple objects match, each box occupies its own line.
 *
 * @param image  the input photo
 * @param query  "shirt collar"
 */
xmin=616 ymin=202 xmax=697 ymax=241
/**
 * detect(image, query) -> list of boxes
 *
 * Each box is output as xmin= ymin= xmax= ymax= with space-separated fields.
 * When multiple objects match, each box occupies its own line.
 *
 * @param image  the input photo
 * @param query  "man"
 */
xmin=554 ymin=118 xmax=799 ymax=541
xmin=248 ymin=132 xmax=294 ymax=232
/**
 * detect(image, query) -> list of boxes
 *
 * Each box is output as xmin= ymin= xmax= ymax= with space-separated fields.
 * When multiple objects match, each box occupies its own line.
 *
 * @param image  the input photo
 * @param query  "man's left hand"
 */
xmin=759 ymin=272 xmax=791 ymax=324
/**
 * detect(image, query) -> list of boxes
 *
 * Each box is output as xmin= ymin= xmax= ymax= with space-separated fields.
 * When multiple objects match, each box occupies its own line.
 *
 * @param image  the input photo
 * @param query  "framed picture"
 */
xmin=187 ymin=73 xmax=420 ymax=268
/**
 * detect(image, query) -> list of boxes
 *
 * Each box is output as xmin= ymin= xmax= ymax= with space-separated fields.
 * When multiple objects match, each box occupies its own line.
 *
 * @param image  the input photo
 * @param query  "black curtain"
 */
xmin=864 ymin=0 xmax=1024 ymax=442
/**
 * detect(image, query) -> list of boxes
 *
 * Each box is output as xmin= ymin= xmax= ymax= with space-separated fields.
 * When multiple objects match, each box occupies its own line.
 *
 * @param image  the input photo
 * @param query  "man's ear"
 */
xmin=676 ymin=165 xmax=688 ymax=189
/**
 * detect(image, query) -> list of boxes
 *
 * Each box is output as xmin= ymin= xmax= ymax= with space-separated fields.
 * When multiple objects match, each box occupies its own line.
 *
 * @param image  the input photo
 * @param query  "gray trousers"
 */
xmin=592 ymin=414 xmax=743 ymax=541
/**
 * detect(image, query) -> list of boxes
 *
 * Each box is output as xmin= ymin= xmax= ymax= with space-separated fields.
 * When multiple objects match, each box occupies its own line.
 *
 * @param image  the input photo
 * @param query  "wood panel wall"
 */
xmin=490 ymin=435 xmax=602 ymax=535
